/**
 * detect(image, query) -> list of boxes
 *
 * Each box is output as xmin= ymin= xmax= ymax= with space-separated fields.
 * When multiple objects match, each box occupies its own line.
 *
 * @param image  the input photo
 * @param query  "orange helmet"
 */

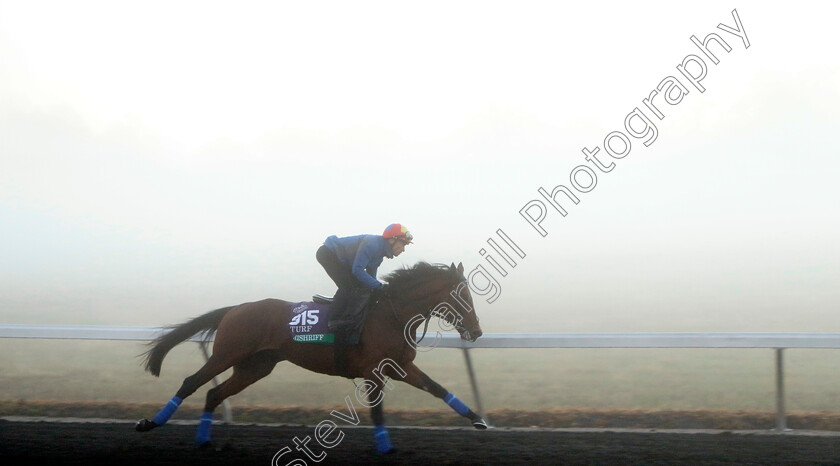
xmin=383 ymin=223 xmax=413 ymax=243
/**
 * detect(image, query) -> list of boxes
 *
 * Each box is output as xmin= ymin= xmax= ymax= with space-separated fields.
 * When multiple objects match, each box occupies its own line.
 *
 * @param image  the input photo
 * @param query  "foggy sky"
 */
xmin=1 ymin=1 xmax=838 ymax=333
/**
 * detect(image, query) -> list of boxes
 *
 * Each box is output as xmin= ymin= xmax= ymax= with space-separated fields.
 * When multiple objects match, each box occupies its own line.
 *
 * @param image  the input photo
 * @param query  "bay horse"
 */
xmin=135 ymin=262 xmax=486 ymax=454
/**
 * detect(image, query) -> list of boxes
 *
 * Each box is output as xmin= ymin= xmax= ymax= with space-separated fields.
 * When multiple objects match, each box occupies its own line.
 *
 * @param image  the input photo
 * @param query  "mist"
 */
xmin=2 ymin=2 xmax=839 ymax=412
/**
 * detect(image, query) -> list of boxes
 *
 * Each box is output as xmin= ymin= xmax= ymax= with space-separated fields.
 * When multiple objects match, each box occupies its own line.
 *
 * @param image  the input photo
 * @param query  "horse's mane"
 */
xmin=381 ymin=262 xmax=462 ymax=296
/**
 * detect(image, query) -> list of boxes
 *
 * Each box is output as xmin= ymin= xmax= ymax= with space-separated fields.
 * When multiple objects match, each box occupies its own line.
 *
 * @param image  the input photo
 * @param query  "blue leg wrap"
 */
xmin=444 ymin=393 xmax=471 ymax=417
xmin=374 ymin=424 xmax=393 ymax=454
xmin=195 ymin=411 xmax=214 ymax=445
xmin=151 ymin=396 xmax=183 ymax=425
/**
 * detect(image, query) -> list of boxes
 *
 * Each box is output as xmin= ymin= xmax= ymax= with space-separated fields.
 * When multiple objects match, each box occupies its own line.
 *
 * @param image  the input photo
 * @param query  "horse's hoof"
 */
xmin=472 ymin=418 xmax=489 ymax=430
xmin=135 ymin=419 xmax=158 ymax=432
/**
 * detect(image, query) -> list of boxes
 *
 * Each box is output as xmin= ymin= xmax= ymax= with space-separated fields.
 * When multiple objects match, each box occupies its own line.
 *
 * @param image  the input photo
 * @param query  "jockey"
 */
xmin=315 ymin=223 xmax=413 ymax=376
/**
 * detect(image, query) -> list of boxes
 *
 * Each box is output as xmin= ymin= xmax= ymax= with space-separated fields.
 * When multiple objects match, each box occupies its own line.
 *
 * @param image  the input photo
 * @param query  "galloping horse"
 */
xmin=136 ymin=262 xmax=486 ymax=453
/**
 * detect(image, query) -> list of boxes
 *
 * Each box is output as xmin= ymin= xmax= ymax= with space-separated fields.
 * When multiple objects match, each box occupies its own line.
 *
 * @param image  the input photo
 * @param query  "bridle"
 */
xmin=380 ymin=279 xmax=472 ymax=344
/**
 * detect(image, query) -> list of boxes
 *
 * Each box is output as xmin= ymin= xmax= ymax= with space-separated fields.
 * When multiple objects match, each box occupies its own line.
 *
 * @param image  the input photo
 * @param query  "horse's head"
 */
xmin=382 ymin=261 xmax=483 ymax=343
xmin=434 ymin=262 xmax=482 ymax=342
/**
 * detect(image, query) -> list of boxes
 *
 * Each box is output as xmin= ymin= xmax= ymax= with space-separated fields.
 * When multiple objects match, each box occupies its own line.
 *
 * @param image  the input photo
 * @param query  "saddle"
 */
xmin=312 ymin=294 xmax=332 ymax=304
xmin=305 ymin=292 xmax=377 ymax=377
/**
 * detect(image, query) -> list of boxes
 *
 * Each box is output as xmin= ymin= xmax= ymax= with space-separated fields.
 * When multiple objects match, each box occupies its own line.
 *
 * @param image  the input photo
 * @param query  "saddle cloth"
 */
xmin=288 ymin=301 xmax=334 ymax=344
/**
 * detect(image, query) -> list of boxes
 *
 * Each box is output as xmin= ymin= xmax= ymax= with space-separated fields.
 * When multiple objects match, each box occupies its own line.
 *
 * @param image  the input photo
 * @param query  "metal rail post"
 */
xmin=775 ymin=348 xmax=787 ymax=432
xmin=461 ymin=348 xmax=487 ymax=422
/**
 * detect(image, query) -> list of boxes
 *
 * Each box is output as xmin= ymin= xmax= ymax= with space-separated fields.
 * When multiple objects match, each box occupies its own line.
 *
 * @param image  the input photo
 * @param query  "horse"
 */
xmin=135 ymin=261 xmax=486 ymax=454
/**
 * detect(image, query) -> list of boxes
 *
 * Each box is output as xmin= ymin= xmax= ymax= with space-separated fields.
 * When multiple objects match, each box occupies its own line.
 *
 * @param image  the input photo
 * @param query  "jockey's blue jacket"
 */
xmin=323 ymin=234 xmax=393 ymax=289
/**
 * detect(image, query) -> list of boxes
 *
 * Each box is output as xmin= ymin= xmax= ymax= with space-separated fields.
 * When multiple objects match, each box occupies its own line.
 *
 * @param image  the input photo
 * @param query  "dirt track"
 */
xmin=2 ymin=419 xmax=840 ymax=465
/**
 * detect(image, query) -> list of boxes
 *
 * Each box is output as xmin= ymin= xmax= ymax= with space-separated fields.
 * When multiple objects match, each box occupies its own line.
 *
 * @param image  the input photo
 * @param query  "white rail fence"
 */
xmin=3 ymin=324 xmax=840 ymax=431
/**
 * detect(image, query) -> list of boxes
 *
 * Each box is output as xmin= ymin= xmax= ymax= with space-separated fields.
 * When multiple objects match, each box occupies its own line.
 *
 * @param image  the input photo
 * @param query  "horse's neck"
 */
xmin=409 ymin=295 xmax=433 ymax=314
xmin=370 ymin=292 xmax=435 ymax=335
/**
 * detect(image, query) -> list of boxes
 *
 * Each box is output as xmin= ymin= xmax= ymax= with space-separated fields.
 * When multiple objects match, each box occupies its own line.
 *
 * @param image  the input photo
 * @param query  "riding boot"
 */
xmin=327 ymin=287 xmax=352 ymax=330
xmin=342 ymin=288 xmax=371 ymax=345
xmin=331 ymin=288 xmax=370 ymax=378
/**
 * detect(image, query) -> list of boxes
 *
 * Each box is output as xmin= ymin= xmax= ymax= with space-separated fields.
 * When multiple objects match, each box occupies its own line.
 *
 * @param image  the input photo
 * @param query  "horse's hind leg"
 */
xmin=194 ymin=349 xmax=283 ymax=446
xmin=400 ymin=362 xmax=488 ymax=429
xmin=136 ymin=352 xmax=242 ymax=432
xmin=364 ymin=375 xmax=395 ymax=454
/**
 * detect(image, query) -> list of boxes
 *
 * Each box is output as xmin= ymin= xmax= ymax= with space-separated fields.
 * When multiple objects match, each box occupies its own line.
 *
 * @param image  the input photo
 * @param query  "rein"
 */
xmin=416 ymin=310 xmax=433 ymax=344
xmin=382 ymin=293 xmax=432 ymax=344
xmin=381 ymin=281 xmax=461 ymax=345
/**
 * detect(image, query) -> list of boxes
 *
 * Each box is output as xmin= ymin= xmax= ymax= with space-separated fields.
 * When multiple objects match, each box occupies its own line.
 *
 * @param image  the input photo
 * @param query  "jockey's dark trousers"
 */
xmin=316 ymin=245 xmax=371 ymax=377
xmin=315 ymin=245 xmax=370 ymax=341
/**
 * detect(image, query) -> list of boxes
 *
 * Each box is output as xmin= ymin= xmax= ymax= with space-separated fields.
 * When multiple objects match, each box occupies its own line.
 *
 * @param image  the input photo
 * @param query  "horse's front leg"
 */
xmin=364 ymin=375 xmax=396 ymax=455
xmin=401 ymin=362 xmax=488 ymax=429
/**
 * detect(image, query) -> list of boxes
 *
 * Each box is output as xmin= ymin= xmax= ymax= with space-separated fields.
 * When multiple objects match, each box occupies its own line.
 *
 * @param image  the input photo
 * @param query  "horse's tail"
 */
xmin=142 ymin=306 xmax=235 ymax=377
